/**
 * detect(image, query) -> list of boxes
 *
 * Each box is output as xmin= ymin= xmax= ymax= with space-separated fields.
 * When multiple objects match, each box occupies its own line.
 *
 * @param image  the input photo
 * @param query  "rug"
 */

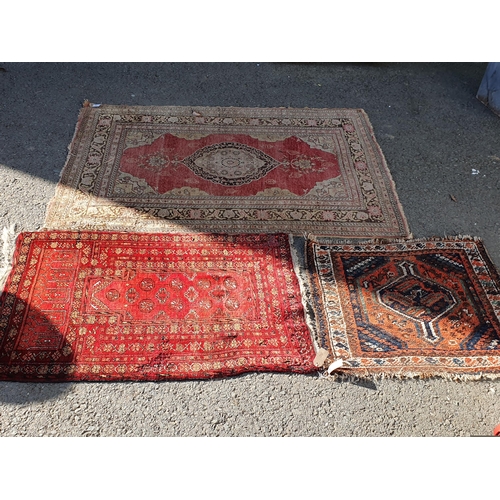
xmin=298 ymin=236 xmax=500 ymax=378
xmin=0 ymin=231 xmax=317 ymax=381
xmin=44 ymin=104 xmax=410 ymax=238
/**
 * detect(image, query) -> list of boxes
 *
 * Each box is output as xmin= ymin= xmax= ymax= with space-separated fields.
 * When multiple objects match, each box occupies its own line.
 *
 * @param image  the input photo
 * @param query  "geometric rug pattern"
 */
xmin=0 ymin=231 xmax=317 ymax=381
xmin=44 ymin=105 xmax=410 ymax=238
xmin=301 ymin=237 xmax=500 ymax=378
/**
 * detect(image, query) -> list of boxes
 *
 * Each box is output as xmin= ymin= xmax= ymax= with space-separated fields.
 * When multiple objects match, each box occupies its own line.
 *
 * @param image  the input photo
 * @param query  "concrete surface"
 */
xmin=477 ymin=62 xmax=500 ymax=117
xmin=0 ymin=62 xmax=499 ymax=437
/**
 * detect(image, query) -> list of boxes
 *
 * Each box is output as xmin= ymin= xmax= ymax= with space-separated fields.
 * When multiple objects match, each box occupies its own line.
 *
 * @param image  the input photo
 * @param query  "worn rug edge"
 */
xmin=43 ymin=104 xmax=412 ymax=238
xmin=306 ymin=234 xmax=500 ymax=381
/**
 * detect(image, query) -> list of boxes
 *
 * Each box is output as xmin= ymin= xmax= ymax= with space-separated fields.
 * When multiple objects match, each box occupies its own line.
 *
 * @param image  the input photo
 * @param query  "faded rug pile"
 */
xmin=44 ymin=104 xmax=410 ymax=238
xmin=0 ymin=231 xmax=316 ymax=381
xmin=299 ymin=237 xmax=500 ymax=378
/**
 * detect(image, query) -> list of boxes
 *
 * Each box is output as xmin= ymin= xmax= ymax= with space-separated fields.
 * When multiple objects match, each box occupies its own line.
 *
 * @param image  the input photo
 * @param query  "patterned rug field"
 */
xmin=44 ymin=104 xmax=410 ymax=238
xmin=299 ymin=237 xmax=500 ymax=379
xmin=0 ymin=231 xmax=317 ymax=381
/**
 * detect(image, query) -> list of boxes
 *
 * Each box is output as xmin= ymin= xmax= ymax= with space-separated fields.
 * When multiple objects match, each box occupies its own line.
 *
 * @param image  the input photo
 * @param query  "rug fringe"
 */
xmin=83 ymin=100 xmax=101 ymax=108
xmin=289 ymin=235 xmax=325 ymax=364
xmin=307 ymin=234 xmax=484 ymax=245
xmin=371 ymin=234 xmax=484 ymax=244
xmin=44 ymin=102 xmax=97 ymax=227
xmin=0 ymin=224 xmax=16 ymax=293
xmin=317 ymin=368 xmax=500 ymax=382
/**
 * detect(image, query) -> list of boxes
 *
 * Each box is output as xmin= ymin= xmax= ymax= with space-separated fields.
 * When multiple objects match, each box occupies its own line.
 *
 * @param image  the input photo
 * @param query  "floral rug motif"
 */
xmin=300 ymin=237 xmax=500 ymax=378
xmin=0 ymin=231 xmax=316 ymax=381
xmin=44 ymin=105 xmax=410 ymax=238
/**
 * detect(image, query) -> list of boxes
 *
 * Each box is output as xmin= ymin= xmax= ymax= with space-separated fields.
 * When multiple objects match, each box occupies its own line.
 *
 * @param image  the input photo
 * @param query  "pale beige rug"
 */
xmin=45 ymin=104 xmax=410 ymax=238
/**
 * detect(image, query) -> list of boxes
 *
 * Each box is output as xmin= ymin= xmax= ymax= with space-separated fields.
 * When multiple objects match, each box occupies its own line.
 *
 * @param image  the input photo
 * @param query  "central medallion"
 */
xmin=376 ymin=261 xmax=457 ymax=343
xmin=183 ymin=142 xmax=280 ymax=186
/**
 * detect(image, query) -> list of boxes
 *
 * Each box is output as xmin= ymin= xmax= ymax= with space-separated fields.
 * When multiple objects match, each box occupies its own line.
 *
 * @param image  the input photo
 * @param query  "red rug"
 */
xmin=301 ymin=237 xmax=500 ymax=378
xmin=0 ymin=231 xmax=317 ymax=381
xmin=44 ymin=105 xmax=410 ymax=238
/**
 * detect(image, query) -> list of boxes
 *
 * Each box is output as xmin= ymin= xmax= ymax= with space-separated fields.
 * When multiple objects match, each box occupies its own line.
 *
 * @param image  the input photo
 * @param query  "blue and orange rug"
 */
xmin=299 ymin=236 xmax=500 ymax=379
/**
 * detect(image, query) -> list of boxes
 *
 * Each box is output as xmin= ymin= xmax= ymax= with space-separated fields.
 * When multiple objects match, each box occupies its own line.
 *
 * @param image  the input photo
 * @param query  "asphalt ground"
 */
xmin=0 ymin=63 xmax=499 ymax=443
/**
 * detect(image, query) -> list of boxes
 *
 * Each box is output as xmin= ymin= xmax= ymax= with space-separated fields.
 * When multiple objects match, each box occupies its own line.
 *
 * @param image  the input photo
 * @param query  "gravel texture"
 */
xmin=0 ymin=62 xmax=499 ymax=437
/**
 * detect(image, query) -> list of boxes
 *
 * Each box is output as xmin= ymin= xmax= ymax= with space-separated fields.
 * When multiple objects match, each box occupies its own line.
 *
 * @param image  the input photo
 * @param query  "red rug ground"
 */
xmin=0 ymin=231 xmax=317 ymax=381
xmin=301 ymin=237 xmax=500 ymax=378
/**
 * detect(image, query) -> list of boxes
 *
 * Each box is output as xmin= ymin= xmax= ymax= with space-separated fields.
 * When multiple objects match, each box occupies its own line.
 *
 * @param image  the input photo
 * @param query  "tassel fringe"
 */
xmin=0 ymin=224 xmax=16 ymax=293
